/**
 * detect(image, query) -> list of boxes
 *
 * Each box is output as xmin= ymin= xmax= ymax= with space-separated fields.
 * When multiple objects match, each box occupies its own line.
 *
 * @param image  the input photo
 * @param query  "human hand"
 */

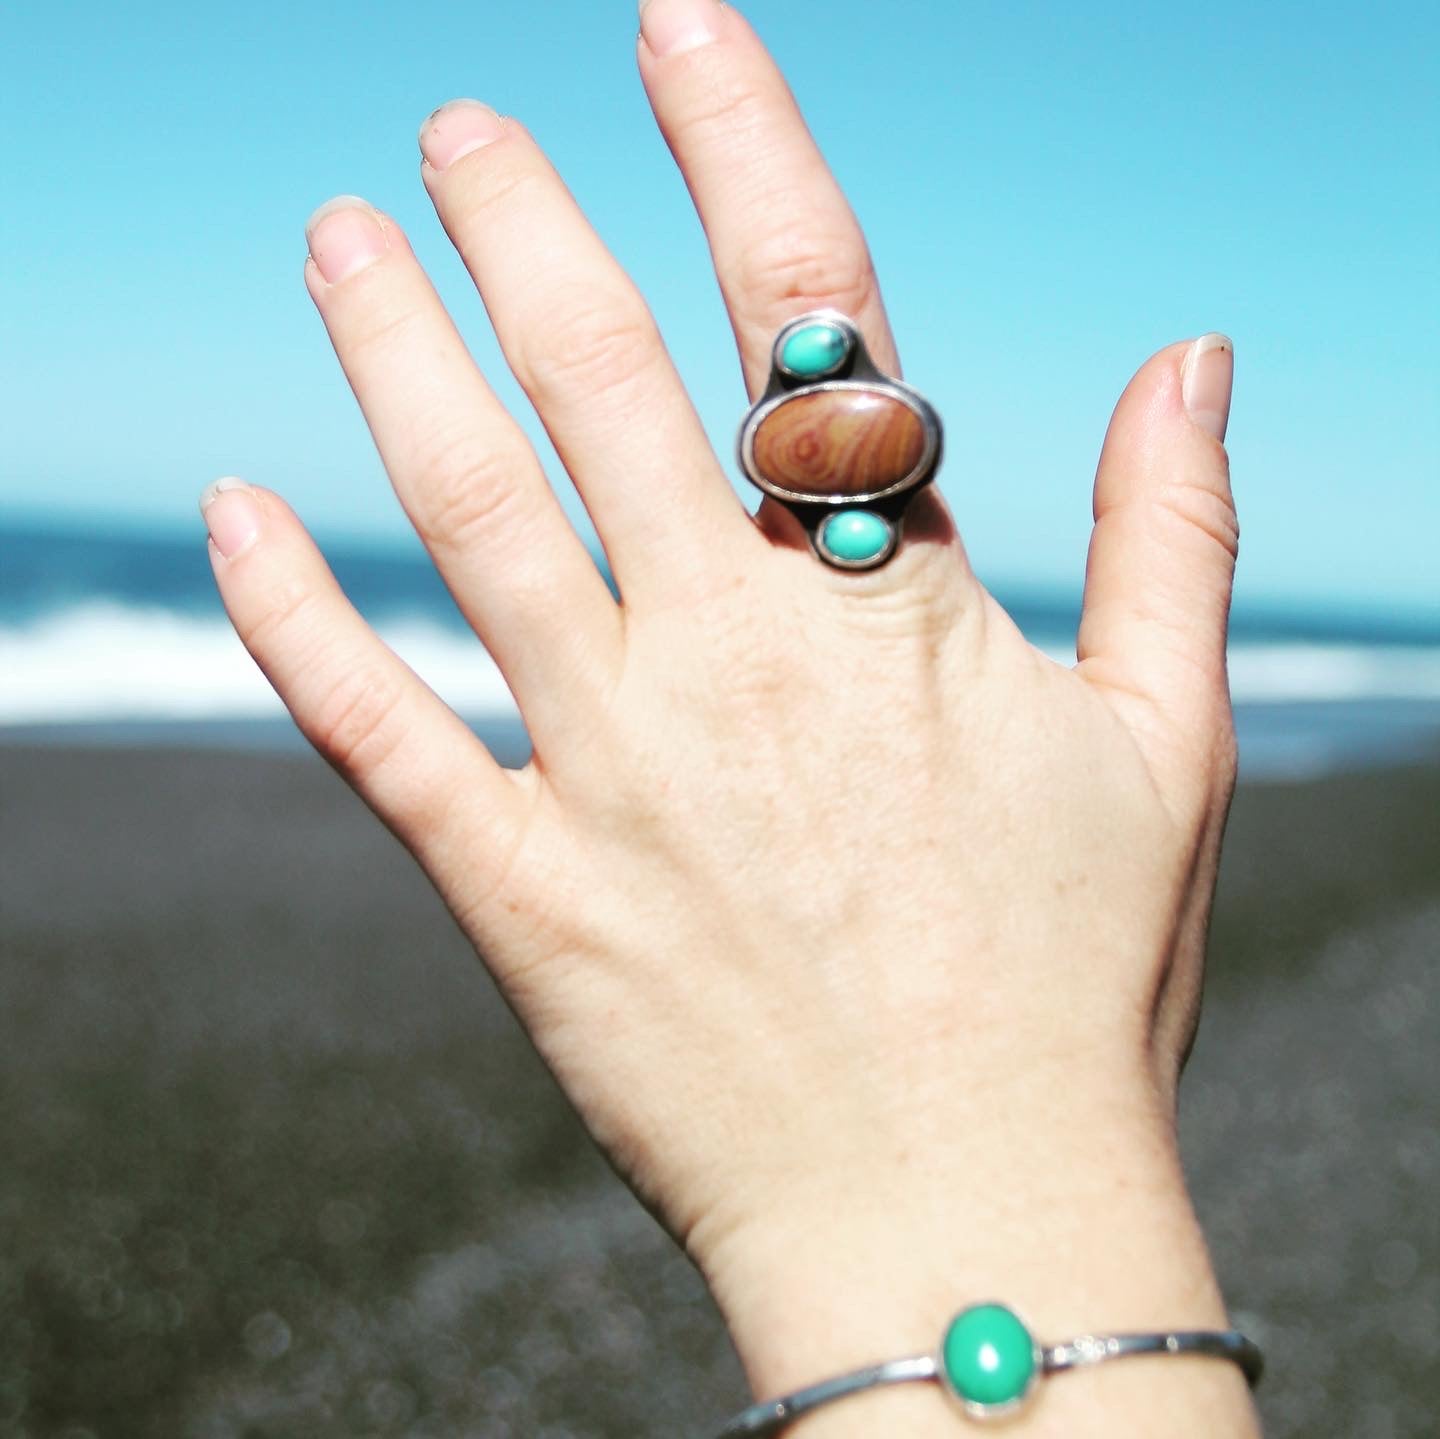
xmin=202 ymin=3 xmax=1254 ymax=1434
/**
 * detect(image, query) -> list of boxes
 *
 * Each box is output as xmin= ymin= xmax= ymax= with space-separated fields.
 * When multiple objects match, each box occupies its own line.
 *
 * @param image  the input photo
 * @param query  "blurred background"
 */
xmin=1 ymin=2 xmax=1436 ymax=1436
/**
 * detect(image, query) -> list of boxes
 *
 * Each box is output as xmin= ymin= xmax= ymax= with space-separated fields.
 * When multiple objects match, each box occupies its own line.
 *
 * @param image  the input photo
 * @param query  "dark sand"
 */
xmin=1 ymin=745 xmax=1435 ymax=1438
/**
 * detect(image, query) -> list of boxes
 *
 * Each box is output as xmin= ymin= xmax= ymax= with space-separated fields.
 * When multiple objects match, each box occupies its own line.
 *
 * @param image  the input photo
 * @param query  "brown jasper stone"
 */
xmin=752 ymin=387 xmax=927 ymax=498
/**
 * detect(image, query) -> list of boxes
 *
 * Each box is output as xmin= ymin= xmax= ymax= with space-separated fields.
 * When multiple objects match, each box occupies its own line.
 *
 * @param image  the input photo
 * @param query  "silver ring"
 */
xmin=736 ymin=312 xmax=943 ymax=571
xmin=715 ymin=1302 xmax=1263 ymax=1435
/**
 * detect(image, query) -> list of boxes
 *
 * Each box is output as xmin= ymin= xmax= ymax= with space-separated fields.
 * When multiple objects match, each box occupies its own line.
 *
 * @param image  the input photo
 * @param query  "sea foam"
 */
xmin=0 ymin=602 xmax=517 ymax=724
xmin=4 ymin=600 xmax=1440 ymax=726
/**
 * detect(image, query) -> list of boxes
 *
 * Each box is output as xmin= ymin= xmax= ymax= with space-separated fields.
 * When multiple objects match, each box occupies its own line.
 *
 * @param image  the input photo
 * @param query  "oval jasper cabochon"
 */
xmin=751 ymin=387 xmax=928 ymax=498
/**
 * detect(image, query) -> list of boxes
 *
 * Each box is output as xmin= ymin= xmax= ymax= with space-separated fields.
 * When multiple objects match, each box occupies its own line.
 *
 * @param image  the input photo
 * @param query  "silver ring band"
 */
xmin=716 ymin=1311 xmax=1263 ymax=1436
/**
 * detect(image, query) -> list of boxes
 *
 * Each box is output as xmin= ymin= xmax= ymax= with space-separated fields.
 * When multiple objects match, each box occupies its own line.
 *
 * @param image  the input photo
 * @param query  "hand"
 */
xmin=203 ymin=3 xmax=1254 ymax=1434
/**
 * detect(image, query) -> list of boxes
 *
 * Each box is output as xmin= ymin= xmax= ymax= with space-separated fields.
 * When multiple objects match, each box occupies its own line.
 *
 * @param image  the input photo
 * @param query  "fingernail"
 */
xmin=418 ymin=99 xmax=506 ymax=172
xmin=200 ymin=477 xmax=262 ymax=559
xmin=639 ymin=0 xmax=723 ymax=57
xmin=1181 ymin=332 xmax=1234 ymax=443
xmin=305 ymin=196 xmax=388 ymax=284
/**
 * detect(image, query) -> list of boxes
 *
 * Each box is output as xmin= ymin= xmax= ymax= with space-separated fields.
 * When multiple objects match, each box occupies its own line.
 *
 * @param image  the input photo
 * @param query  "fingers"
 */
xmin=417 ymin=101 xmax=759 ymax=596
xmin=1077 ymin=336 xmax=1240 ymax=802
xmin=637 ymin=0 xmax=897 ymax=396
xmin=303 ymin=197 xmax=621 ymax=743
xmin=200 ymin=479 xmax=530 ymax=898
xmin=635 ymin=1 xmax=974 ymax=597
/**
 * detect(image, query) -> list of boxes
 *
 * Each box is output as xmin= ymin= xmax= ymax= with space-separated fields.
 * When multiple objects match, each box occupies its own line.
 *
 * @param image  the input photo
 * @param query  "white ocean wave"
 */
xmin=1226 ymin=642 xmax=1440 ymax=703
xmin=3 ymin=602 xmax=1440 ymax=725
xmin=0 ymin=602 xmax=519 ymax=724
xmin=1027 ymin=635 xmax=1440 ymax=705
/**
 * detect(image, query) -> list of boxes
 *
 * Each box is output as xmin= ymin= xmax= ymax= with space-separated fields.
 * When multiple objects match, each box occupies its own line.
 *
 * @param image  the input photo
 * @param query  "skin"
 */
xmin=202 ymin=3 xmax=1260 ymax=1434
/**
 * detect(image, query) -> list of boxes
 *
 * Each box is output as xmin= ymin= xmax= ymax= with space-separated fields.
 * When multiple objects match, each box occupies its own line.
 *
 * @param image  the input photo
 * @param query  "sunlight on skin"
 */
xmin=200 ymin=3 xmax=1260 ymax=1434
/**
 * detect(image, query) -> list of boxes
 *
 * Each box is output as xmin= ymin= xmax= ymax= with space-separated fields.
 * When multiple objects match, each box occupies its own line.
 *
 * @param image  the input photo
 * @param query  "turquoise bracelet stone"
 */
xmin=940 ymin=1303 xmax=1040 ymax=1415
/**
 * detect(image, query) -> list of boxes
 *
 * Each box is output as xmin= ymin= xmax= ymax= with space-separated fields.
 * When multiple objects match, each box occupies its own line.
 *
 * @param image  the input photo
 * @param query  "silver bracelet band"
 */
xmin=716 ymin=1303 xmax=1264 ymax=1435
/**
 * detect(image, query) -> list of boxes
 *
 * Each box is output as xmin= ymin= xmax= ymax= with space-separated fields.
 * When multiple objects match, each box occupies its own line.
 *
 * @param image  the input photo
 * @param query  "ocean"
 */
xmin=3 ymin=519 xmax=1438 ymax=779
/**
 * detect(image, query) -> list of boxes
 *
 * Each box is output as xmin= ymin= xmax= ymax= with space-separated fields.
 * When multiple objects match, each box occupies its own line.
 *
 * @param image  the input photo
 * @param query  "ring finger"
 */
xmin=418 ymin=103 xmax=760 ymax=601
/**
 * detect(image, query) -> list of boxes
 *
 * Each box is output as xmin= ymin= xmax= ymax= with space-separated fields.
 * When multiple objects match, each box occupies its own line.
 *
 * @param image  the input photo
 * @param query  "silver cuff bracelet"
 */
xmin=715 ymin=1301 xmax=1264 ymax=1435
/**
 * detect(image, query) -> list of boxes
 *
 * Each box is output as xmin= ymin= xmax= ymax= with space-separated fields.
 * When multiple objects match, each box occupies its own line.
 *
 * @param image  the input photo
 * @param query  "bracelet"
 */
xmin=715 ymin=1302 xmax=1264 ymax=1434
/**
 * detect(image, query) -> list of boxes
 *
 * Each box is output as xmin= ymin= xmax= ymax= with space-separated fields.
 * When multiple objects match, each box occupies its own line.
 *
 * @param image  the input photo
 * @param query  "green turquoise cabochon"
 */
xmin=941 ymin=1303 xmax=1039 ymax=1412
xmin=819 ymin=509 xmax=893 ymax=564
xmin=779 ymin=321 xmax=851 ymax=379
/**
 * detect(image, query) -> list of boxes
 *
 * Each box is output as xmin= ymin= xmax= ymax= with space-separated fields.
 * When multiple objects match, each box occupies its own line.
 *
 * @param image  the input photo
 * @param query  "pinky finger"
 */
xmin=200 ymin=476 xmax=530 ymax=895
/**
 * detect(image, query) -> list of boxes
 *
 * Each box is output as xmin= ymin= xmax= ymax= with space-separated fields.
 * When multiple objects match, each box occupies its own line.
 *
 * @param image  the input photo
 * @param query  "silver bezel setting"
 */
xmin=935 ymin=1302 xmax=1045 ymax=1423
xmin=813 ymin=510 xmax=899 ymax=569
xmin=739 ymin=379 xmax=941 ymax=507
xmin=735 ymin=311 xmax=944 ymax=567
xmin=774 ymin=316 xmax=853 ymax=381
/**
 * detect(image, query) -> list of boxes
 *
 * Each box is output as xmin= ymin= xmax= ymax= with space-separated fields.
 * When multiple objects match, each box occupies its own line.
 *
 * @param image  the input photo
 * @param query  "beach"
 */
xmin=1 ymin=742 xmax=1435 ymax=1438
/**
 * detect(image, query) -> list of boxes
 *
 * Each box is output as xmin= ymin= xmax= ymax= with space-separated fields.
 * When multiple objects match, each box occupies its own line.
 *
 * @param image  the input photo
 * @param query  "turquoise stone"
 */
xmin=780 ymin=322 xmax=850 ymax=378
xmin=820 ymin=509 xmax=892 ymax=564
xmin=941 ymin=1304 xmax=1037 ymax=1411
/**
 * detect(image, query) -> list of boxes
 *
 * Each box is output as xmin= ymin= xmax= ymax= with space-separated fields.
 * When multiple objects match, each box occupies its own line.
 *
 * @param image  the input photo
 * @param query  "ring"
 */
xmin=715 ymin=1301 xmax=1264 ymax=1435
xmin=737 ymin=312 xmax=943 ymax=570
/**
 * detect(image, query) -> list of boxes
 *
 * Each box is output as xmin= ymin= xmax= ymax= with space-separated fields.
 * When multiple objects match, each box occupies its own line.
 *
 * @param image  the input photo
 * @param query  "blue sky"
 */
xmin=2 ymin=0 xmax=1436 ymax=611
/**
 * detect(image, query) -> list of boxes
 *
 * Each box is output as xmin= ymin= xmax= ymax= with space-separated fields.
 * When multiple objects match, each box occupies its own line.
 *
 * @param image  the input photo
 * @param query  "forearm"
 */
xmin=697 ymin=1067 xmax=1262 ymax=1438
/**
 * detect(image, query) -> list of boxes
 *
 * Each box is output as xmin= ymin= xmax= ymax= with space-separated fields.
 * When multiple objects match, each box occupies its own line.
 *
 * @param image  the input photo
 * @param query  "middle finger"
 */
xmin=637 ymin=0 xmax=900 ymax=397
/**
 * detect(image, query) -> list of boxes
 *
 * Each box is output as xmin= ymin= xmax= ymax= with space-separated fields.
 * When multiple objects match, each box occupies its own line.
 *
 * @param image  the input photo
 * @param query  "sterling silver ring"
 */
xmin=736 ymin=312 xmax=943 ymax=571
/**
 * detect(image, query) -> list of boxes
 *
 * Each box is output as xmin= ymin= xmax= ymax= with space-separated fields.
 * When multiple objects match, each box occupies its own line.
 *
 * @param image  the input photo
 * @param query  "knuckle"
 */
xmin=737 ymin=225 xmax=880 ymax=324
xmin=412 ymin=427 xmax=528 ymax=552
xmin=308 ymin=664 xmax=409 ymax=779
xmin=1209 ymin=711 xmax=1240 ymax=800
xmin=448 ymin=158 xmax=544 ymax=231
xmin=679 ymin=69 xmax=770 ymax=143
xmin=682 ymin=64 xmax=766 ymax=129
xmin=237 ymin=572 xmax=318 ymax=656
xmin=517 ymin=293 xmax=659 ymax=406
xmin=1166 ymin=697 xmax=1240 ymax=824
xmin=1157 ymin=476 xmax=1241 ymax=566
xmin=343 ymin=300 xmax=425 ymax=373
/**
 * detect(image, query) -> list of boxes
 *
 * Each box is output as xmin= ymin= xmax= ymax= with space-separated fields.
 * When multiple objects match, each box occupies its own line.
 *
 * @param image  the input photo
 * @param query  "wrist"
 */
xmin=692 ymin=1067 xmax=1260 ymax=1437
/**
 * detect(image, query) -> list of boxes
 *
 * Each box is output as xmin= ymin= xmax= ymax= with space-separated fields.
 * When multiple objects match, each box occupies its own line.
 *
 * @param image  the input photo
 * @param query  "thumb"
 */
xmin=1077 ymin=335 xmax=1239 ymax=801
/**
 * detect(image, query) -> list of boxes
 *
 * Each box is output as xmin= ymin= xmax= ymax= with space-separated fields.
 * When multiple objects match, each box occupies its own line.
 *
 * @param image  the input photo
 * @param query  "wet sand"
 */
xmin=1 ymin=744 xmax=1435 ymax=1438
